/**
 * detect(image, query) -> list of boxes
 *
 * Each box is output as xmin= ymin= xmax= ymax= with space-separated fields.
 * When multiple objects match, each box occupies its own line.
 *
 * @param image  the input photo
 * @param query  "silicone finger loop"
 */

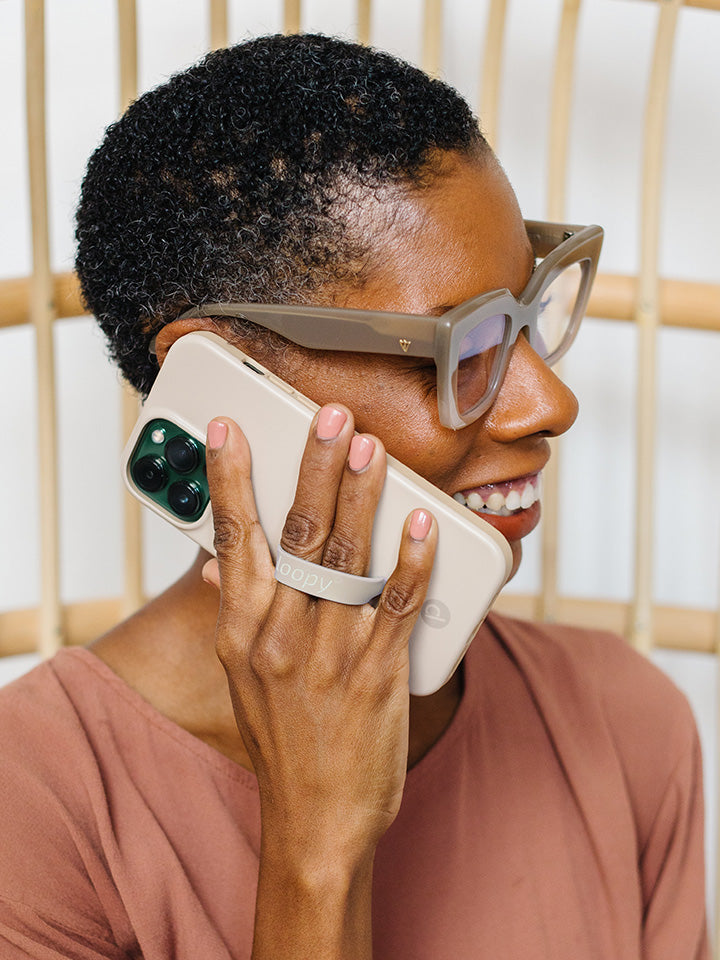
xmin=274 ymin=546 xmax=386 ymax=604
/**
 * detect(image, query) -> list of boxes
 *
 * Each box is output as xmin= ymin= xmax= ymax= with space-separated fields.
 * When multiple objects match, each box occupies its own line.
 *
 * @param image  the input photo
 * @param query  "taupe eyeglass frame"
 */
xmin=177 ymin=220 xmax=603 ymax=430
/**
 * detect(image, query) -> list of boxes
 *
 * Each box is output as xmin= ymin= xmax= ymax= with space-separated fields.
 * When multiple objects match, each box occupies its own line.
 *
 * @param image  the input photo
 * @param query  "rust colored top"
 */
xmin=0 ymin=614 xmax=709 ymax=959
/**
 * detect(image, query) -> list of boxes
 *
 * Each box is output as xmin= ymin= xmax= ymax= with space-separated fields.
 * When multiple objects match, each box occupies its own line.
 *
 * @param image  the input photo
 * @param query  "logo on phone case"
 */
xmin=420 ymin=599 xmax=450 ymax=628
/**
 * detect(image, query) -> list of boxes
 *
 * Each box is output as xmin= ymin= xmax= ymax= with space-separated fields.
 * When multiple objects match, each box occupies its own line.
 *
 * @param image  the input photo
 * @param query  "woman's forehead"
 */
xmin=340 ymin=154 xmax=533 ymax=315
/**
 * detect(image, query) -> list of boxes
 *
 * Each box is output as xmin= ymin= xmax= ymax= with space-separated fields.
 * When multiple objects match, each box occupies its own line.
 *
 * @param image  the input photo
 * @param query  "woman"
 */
xmin=0 ymin=33 xmax=707 ymax=959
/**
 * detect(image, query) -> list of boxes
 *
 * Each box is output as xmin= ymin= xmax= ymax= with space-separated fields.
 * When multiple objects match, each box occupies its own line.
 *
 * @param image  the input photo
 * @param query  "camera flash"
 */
xmin=151 ymin=428 xmax=165 ymax=444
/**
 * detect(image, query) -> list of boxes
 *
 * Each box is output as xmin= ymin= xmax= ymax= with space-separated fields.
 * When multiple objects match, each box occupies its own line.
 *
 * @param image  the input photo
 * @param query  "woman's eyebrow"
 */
xmin=424 ymin=243 xmax=537 ymax=316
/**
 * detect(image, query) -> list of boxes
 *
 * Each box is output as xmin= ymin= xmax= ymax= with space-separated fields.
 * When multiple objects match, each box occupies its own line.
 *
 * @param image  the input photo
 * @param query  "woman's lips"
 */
xmin=473 ymin=499 xmax=541 ymax=541
xmin=453 ymin=471 xmax=543 ymax=541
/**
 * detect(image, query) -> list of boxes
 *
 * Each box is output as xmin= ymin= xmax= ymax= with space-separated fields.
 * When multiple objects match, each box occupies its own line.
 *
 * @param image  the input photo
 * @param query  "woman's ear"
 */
xmin=153 ymin=317 xmax=234 ymax=367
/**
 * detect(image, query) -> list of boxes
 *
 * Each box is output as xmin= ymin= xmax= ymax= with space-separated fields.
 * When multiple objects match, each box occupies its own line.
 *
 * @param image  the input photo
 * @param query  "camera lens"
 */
xmin=132 ymin=455 xmax=167 ymax=493
xmin=165 ymin=435 xmax=199 ymax=474
xmin=167 ymin=480 xmax=203 ymax=518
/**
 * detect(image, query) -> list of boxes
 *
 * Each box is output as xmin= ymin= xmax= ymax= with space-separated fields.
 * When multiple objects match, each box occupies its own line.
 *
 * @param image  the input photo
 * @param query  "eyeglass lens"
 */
xmin=455 ymin=260 xmax=584 ymax=418
xmin=532 ymin=261 xmax=583 ymax=360
xmin=456 ymin=313 xmax=507 ymax=416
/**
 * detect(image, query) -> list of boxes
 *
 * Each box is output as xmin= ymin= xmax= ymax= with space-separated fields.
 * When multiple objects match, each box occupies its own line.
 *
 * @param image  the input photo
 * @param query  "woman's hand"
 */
xmin=202 ymin=405 xmax=436 ymax=959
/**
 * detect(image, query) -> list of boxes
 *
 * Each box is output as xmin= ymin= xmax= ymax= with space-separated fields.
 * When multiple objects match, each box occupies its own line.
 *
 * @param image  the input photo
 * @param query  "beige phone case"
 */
xmin=122 ymin=332 xmax=512 ymax=695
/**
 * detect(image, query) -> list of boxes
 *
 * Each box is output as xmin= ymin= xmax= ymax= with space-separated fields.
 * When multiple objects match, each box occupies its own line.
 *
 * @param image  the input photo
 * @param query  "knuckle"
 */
xmin=248 ymin=636 xmax=294 ymax=681
xmin=213 ymin=513 xmax=254 ymax=557
xmin=281 ymin=509 xmax=326 ymax=555
xmin=322 ymin=531 xmax=359 ymax=572
xmin=215 ymin=629 xmax=238 ymax=670
xmin=379 ymin=579 xmax=420 ymax=620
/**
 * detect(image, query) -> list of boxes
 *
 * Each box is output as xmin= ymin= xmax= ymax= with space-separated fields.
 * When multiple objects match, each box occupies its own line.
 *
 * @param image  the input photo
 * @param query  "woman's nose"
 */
xmin=483 ymin=333 xmax=579 ymax=441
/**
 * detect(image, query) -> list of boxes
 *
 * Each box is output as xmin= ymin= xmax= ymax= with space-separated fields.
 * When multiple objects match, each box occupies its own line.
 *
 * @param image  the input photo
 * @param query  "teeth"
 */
xmin=454 ymin=476 xmax=541 ymax=516
xmin=520 ymin=482 xmax=535 ymax=509
xmin=487 ymin=492 xmax=505 ymax=512
xmin=467 ymin=492 xmax=483 ymax=510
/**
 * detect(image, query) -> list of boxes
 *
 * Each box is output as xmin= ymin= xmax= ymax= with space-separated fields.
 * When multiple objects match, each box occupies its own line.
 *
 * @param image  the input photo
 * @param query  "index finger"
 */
xmin=205 ymin=417 xmax=275 ymax=605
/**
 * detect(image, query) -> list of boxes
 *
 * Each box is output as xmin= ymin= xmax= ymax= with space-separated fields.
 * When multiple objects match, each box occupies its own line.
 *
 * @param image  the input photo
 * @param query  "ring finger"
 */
xmin=321 ymin=433 xmax=386 ymax=577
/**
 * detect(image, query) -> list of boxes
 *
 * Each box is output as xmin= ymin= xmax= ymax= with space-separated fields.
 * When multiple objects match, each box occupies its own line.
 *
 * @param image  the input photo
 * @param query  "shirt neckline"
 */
xmin=52 ymin=621 xmax=491 ymax=792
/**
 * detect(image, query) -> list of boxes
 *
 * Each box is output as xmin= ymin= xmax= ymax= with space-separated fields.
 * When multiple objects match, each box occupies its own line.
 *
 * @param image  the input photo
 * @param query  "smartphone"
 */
xmin=122 ymin=331 xmax=512 ymax=695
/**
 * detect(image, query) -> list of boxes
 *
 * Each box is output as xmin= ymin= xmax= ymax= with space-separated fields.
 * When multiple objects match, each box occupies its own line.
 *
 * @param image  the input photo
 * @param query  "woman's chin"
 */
xmin=506 ymin=540 xmax=523 ymax=582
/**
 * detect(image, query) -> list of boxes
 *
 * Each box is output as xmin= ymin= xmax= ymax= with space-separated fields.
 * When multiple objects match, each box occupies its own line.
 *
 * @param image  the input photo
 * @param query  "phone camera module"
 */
xmin=165 ymin=435 xmax=199 ymax=474
xmin=132 ymin=455 xmax=168 ymax=493
xmin=167 ymin=480 xmax=202 ymax=518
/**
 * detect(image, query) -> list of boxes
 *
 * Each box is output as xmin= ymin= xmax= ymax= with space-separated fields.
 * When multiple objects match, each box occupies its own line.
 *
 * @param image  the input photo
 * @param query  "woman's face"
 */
xmin=259 ymin=152 xmax=577 ymax=577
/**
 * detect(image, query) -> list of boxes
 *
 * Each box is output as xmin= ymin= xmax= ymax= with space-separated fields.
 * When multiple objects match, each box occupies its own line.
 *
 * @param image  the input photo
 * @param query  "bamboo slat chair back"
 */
xmin=2 ymin=0 xmax=719 ymax=948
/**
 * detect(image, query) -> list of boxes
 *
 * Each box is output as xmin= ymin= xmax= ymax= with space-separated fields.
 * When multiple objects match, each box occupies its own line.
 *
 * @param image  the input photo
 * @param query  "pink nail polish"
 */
xmin=207 ymin=420 xmax=228 ymax=450
xmin=348 ymin=435 xmax=375 ymax=472
xmin=317 ymin=406 xmax=347 ymax=440
xmin=409 ymin=509 xmax=431 ymax=542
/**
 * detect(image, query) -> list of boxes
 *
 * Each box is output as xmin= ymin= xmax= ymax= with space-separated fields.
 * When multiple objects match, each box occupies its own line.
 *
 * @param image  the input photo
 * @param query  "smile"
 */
xmin=453 ymin=472 xmax=542 ymax=517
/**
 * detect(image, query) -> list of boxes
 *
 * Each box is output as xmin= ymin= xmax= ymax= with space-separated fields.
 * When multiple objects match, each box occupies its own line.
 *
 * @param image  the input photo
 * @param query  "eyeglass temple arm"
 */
xmin=177 ymin=302 xmax=439 ymax=357
xmin=523 ymin=219 xmax=595 ymax=258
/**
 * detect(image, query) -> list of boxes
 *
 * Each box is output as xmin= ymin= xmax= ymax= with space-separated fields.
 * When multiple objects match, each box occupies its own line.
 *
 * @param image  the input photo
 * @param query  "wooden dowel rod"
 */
xmin=209 ymin=0 xmax=229 ymax=50
xmin=3 ymin=593 xmax=718 ymax=658
xmin=1 ymin=270 xmax=719 ymax=332
xmin=588 ymin=273 xmax=720 ymax=330
xmin=0 ymin=272 xmax=83 ymax=328
xmin=494 ymin=594 xmax=720 ymax=654
xmin=284 ymin=0 xmax=301 ymax=35
xmin=24 ymin=0 xmax=62 ymax=659
xmin=629 ymin=0 xmax=720 ymax=11
xmin=357 ymin=0 xmax=372 ymax=45
xmin=117 ymin=0 xmax=144 ymax=617
xmin=716 ymin=554 xmax=720 ymax=654
xmin=0 ymin=599 xmax=124 ymax=656
xmin=422 ymin=0 xmax=443 ymax=78
xmin=538 ymin=0 xmax=583 ymax=624
xmin=630 ymin=0 xmax=681 ymax=655
xmin=478 ymin=0 xmax=507 ymax=149
xmin=547 ymin=0 xmax=582 ymax=222
xmin=117 ymin=0 xmax=137 ymax=111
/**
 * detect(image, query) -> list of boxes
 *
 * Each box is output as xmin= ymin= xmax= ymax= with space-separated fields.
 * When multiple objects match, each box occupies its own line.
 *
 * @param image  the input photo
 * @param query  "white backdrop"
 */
xmin=1 ymin=0 xmax=719 ymax=925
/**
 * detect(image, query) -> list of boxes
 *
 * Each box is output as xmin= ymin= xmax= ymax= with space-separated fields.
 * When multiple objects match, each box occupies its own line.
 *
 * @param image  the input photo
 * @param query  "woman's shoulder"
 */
xmin=482 ymin=613 xmax=702 ymax=855
xmin=484 ymin=612 xmax=699 ymax=792
xmin=0 ymin=651 xmax=137 ymax=953
xmin=0 ymin=649 xmax=114 ymax=810
xmin=487 ymin=610 xmax=692 ymax=724
xmin=0 ymin=652 xmax=107 ymax=887
xmin=0 ymin=649 xmax=88 ymax=748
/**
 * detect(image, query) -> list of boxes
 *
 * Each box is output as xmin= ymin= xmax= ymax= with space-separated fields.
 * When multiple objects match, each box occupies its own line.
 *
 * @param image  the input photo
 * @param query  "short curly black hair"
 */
xmin=75 ymin=33 xmax=488 ymax=396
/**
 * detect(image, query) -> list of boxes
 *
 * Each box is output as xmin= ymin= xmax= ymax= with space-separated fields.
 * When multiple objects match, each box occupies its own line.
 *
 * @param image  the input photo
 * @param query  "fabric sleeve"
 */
xmin=0 ymin=670 xmax=135 ymax=959
xmin=0 ymin=757 xmax=134 ymax=960
xmin=640 ymin=710 xmax=709 ymax=960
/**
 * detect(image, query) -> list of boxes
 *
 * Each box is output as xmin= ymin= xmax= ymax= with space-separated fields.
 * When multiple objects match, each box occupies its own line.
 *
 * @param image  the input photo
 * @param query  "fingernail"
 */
xmin=348 ymin=435 xmax=375 ymax=472
xmin=202 ymin=558 xmax=220 ymax=589
xmin=317 ymin=406 xmax=347 ymax=440
xmin=207 ymin=420 xmax=227 ymax=450
xmin=409 ymin=509 xmax=432 ymax=542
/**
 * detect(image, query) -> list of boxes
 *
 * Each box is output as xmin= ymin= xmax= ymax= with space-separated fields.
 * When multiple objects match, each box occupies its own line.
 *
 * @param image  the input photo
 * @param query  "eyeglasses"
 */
xmin=176 ymin=219 xmax=603 ymax=430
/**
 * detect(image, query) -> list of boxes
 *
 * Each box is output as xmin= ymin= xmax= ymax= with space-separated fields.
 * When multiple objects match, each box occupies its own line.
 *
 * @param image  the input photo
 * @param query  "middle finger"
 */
xmin=279 ymin=404 xmax=355 ymax=564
